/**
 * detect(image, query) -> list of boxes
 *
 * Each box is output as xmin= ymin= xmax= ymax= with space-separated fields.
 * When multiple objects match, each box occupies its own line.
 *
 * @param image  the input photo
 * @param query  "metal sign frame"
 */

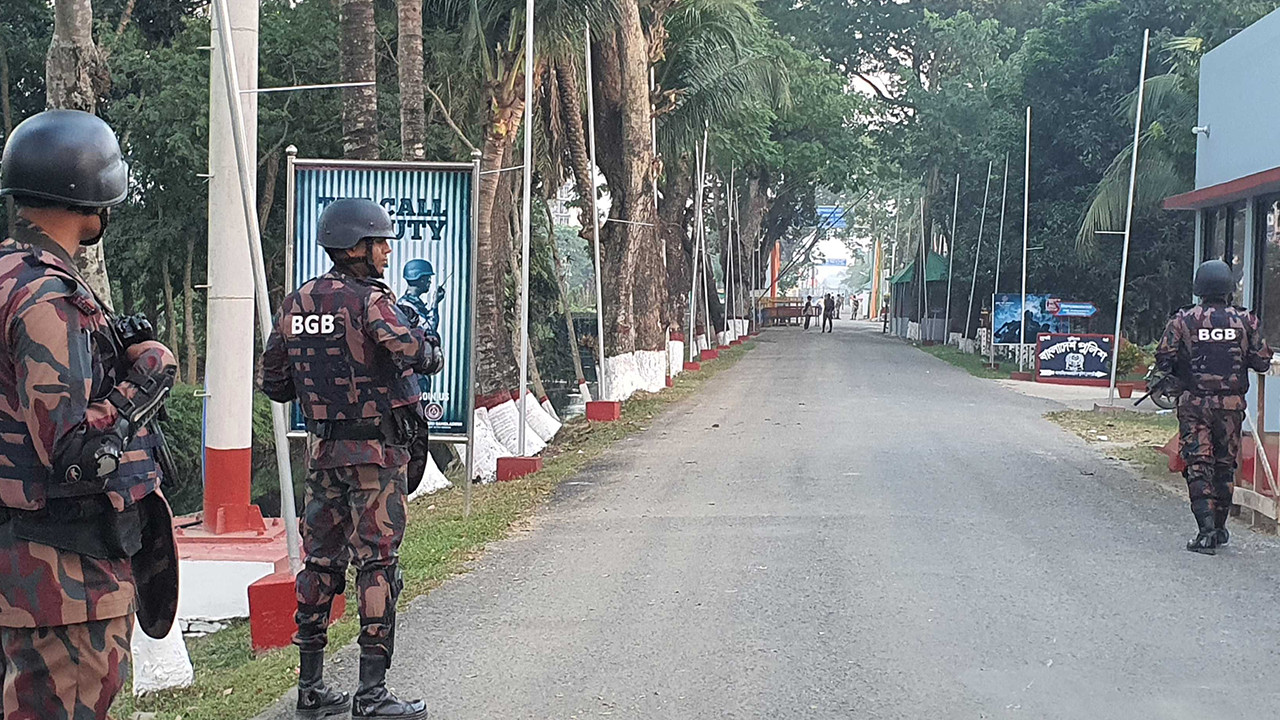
xmin=284 ymin=154 xmax=479 ymax=448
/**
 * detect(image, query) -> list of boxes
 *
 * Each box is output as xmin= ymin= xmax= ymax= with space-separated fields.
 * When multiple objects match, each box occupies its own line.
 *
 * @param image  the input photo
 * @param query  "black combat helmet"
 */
xmin=317 ymin=198 xmax=398 ymax=250
xmin=1193 ymin=259 xmax=1234 ymax=298
xmin=0 ymin=110 xmax=129 ymax=208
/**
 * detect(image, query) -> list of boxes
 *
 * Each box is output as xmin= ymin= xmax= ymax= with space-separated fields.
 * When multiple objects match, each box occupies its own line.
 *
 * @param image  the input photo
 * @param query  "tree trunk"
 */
xmin=397 ymin=0 xmax=425 ymax=160
xmin=258 ymin=149 xmax=280 ymax=234
xmin=555 ymin=58 xmax=597 ymax=255
xmin=658 ymin=155 xmax=693 ymax=336
xmin=545 ymin=201 xmax=587 ymax=384
xmin=161 ymin=258 xmax=180 ymax=379
xmin=592 ymin=0 xmax=657 ymax=356
xmin=474 ymin=97 xmax=523 ymax=398
xmin=46 ymin=0 xmax=113 ymax=305
xmin=183 ymin=231 xmax=198 ymax=385
xmin=1 ymin=36 xmax=13 ymax=238
xmin=740 ymin=177 xmax=768 ymax=281
xmin=340 ymin=0 xmax=379 ymax=160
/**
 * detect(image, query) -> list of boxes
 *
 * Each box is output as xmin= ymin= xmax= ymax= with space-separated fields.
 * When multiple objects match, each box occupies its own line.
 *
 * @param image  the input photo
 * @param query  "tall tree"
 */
xmin=398 ymin=0 xmax=426 ymax=160
xmin=46 ymin=0 xmax=113 ymax=302
xmin=340 ymin=0 xmax=378 ymax=159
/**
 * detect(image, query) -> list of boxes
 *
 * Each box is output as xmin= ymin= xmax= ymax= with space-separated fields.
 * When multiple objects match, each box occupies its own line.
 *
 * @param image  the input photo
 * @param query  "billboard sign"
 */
xmin=1035 ymin=333 xmax=1114 ymax=385
xmin=288 ymin=158 xmax=475 ymax=439
xmin=992 ymin=293 xmax=1069 ymax=345
xmin=1055 ymin=301 xmax=1098 ymax=318
xmin=816 ymin=206 xmax=848 ymax=229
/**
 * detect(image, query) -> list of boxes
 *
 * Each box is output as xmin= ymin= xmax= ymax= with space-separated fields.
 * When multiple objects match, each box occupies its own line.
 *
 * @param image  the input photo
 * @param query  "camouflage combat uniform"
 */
xmin=1155 ymin=303 xmax=1273 ymax=526
xmin=0 ymin=220 xmax=177 ymax=719
xmin=259 ymin=269 xmax=436 ymax=661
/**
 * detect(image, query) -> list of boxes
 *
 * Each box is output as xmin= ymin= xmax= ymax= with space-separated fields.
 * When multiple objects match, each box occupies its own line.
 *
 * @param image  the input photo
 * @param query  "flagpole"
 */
xmin=989 ymin=153 xmax=1009 ymax=368
xmin=1019 ymin=106 xmax=1031 ymax=373
xmin=965 ymin=161 xmax=994 ymax=341
xmin=584 ymin=25 xmax=607 ymax=399
xmin=944 ymin=172 xmax=960 ymax=344
xmin=1108 ymin=29 xmax=1151 ymax=405
xmin=517 ymin=0 xmax=535 ymax=454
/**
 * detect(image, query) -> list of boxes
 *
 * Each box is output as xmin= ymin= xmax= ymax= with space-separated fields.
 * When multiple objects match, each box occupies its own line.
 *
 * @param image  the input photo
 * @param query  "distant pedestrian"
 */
xmin=803 ymin=296 xmax=814 ymax=330
xmin=822 ymin=293 xmax=835 ymax=332
xmin=835 ymin=294 xmax=843 ymax=319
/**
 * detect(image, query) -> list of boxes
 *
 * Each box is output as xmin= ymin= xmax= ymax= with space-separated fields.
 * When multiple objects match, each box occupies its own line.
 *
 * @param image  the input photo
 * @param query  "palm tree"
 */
xmin=398 ymin=0 xmax=426 ymax=160
xmin=1075 ymin=41 xmax=1199 ymax=256
xmin=339 ymin=0 xmax=379 ymax=159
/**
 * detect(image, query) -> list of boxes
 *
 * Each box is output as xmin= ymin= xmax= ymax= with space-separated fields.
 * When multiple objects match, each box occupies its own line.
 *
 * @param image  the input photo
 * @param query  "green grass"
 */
xmin=113 ymin=341 xmax=756 ymax=720
xmin=1047 ymin=409 xmax=1180 ymax=484
xmin=916 ymin=343 xmax=1012 ymax=379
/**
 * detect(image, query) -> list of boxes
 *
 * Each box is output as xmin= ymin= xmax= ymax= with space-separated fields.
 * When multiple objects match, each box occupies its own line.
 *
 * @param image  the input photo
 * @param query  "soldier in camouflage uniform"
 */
xmin=259 ymin=199 xmax=442 ymax=720
xmin=1156 ymin=259 xmax=1273 ymax=555
xmin=0 ymin=110 xmax=180 ymax=719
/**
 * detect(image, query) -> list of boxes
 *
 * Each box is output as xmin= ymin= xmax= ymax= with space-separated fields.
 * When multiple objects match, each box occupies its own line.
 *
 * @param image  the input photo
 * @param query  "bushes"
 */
xmin=1115 ymin=338 xmax=1151 ymax=378
xmin=158 ymin=384 xmax=306 ymax=517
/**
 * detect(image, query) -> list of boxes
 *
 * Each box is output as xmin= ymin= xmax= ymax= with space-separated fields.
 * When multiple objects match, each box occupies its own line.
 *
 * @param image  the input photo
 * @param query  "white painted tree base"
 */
xmin=407 ymin=453 xmax=451 ymax=502
xmin=668 ymin=340 xmax=684 ymax=375
xmin=635 ymin=350 xmax=667 ymax=392
xmin=541 ymin=397 xmax=560 ymax=422
xmin=488 ymin=398 xmax=547 ymax=456
xmin=604 ymin=352 xmax=641 ymax=401
xmin=469 ymin=407 xmax=502 ymax=483
xmin=132 ymin=621 xmax=194 ymax=695
xmin=577 ymin=380 xmax=593 ymax=403
xmin=523 ymin=392 xmax=561 ymax=442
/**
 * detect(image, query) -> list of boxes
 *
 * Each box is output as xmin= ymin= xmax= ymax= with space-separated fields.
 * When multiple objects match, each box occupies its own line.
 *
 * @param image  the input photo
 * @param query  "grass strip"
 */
xmin=1046 ymin=409 xmax=1180 ymax=484
xmin=916 ymin=343 xmax=1012 ymax=379
xmin=114 ymin=341 xmax=756 ymax=720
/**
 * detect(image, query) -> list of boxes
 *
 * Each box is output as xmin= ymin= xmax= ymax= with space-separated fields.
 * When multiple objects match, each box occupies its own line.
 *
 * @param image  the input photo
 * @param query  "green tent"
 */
xmin=888 ymin=251 xmax=948 ymax=284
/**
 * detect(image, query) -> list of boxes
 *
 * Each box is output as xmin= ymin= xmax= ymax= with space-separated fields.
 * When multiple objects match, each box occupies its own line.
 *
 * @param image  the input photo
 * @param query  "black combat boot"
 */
xmin=1186 ymin=512 xmax=1219 ymax=555
xmin=1213 ymin=504 xmax=1231 ymax=546
xmin=352 ymin=652 xmax=428 ymax=719
xmin=296 ymin=650 xmax=350 ymax=719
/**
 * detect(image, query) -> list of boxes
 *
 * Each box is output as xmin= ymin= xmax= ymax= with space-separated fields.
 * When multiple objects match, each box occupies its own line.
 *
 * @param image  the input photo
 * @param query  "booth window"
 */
xmin=1258 ymin=195 xmax=1280 ymax=340
xmin=1203 ymin=206 xmax=1227 ymax=263
xmin=1202 ymin=203 xmax=1248 ymax=298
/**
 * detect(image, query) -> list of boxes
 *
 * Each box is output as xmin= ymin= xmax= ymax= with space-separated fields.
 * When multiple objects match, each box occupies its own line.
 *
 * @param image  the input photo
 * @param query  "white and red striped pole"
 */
xmin=204 ymin=0 xmax=265 ymax=534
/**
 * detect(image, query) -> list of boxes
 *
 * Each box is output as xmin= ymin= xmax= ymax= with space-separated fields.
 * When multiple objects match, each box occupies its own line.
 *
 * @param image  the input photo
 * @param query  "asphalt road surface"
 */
xmin=257 ymin=320 xmax=1280 ymax=720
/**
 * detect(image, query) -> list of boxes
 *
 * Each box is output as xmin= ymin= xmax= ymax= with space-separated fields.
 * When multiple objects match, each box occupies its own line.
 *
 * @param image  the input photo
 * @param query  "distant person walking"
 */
xmin=822 ymin=293 xmax=835 ymax=333
xmin=803 ymin=296 xmax=814 ymax=330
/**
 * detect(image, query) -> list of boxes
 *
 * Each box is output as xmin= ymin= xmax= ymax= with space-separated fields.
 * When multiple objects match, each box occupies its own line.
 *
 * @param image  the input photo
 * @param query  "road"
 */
xmin=257 ymin=320 xmax=1280 ymax=719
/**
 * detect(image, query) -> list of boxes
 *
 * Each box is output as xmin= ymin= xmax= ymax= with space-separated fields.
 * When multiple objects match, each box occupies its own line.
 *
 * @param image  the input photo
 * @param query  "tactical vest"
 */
xmin=1177 ymin=305 xmax=1253 ymax=398
xmin=279 ymin=272 xmax=420 ymax=423
xmin=0 ymin=240 xmax=160 ymax=512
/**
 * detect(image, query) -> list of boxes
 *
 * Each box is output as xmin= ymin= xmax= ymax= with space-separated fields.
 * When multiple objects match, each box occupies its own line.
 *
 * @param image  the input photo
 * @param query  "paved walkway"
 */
xmin=256 ymin=319 xmax=1280 ymax=720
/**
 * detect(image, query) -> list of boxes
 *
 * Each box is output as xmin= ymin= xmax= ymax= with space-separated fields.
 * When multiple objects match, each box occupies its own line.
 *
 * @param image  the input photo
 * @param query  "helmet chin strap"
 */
xmin=80 ymin=208 xmax=110 ymax=246
xmin=330 ymin=238 xmax=382 ymax=278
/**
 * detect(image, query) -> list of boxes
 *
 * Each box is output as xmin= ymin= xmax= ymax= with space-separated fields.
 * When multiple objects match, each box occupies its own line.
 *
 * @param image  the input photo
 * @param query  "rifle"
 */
xmin=109 ymin=314 xmax=180 ymax=485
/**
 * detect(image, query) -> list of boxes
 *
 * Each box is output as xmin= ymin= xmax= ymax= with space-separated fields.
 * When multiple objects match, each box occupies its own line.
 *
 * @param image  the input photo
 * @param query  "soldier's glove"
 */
xmin=51 ymin=365 xmax=176 ymax=490
xmin=113 ymin=314 xmax=156 ymax=348
xmin=397 ymin=302 xmax=422 ymax=328
xmin=421 ymin=330 xmax=444 ymax=375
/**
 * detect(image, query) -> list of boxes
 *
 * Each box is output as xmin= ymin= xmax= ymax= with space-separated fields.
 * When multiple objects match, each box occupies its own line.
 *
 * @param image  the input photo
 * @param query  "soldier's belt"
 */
xmin=0 ymin=495 xmax=142 ymax=560
xmin=306 ymin=418 xmax=387 ymax=441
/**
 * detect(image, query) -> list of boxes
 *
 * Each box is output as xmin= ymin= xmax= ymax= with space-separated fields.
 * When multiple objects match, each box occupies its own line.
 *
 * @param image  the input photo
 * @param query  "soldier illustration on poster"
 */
xmin=398 ymin=258 xmax=449 ymax=423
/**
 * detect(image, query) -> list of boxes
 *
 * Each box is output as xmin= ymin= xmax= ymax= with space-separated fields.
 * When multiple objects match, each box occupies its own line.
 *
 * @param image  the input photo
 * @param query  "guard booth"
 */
xmin=1162 ymin=6 xmax=1280 ymax=519
xmin=887 ymin=251 xmax=948 ymax=342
